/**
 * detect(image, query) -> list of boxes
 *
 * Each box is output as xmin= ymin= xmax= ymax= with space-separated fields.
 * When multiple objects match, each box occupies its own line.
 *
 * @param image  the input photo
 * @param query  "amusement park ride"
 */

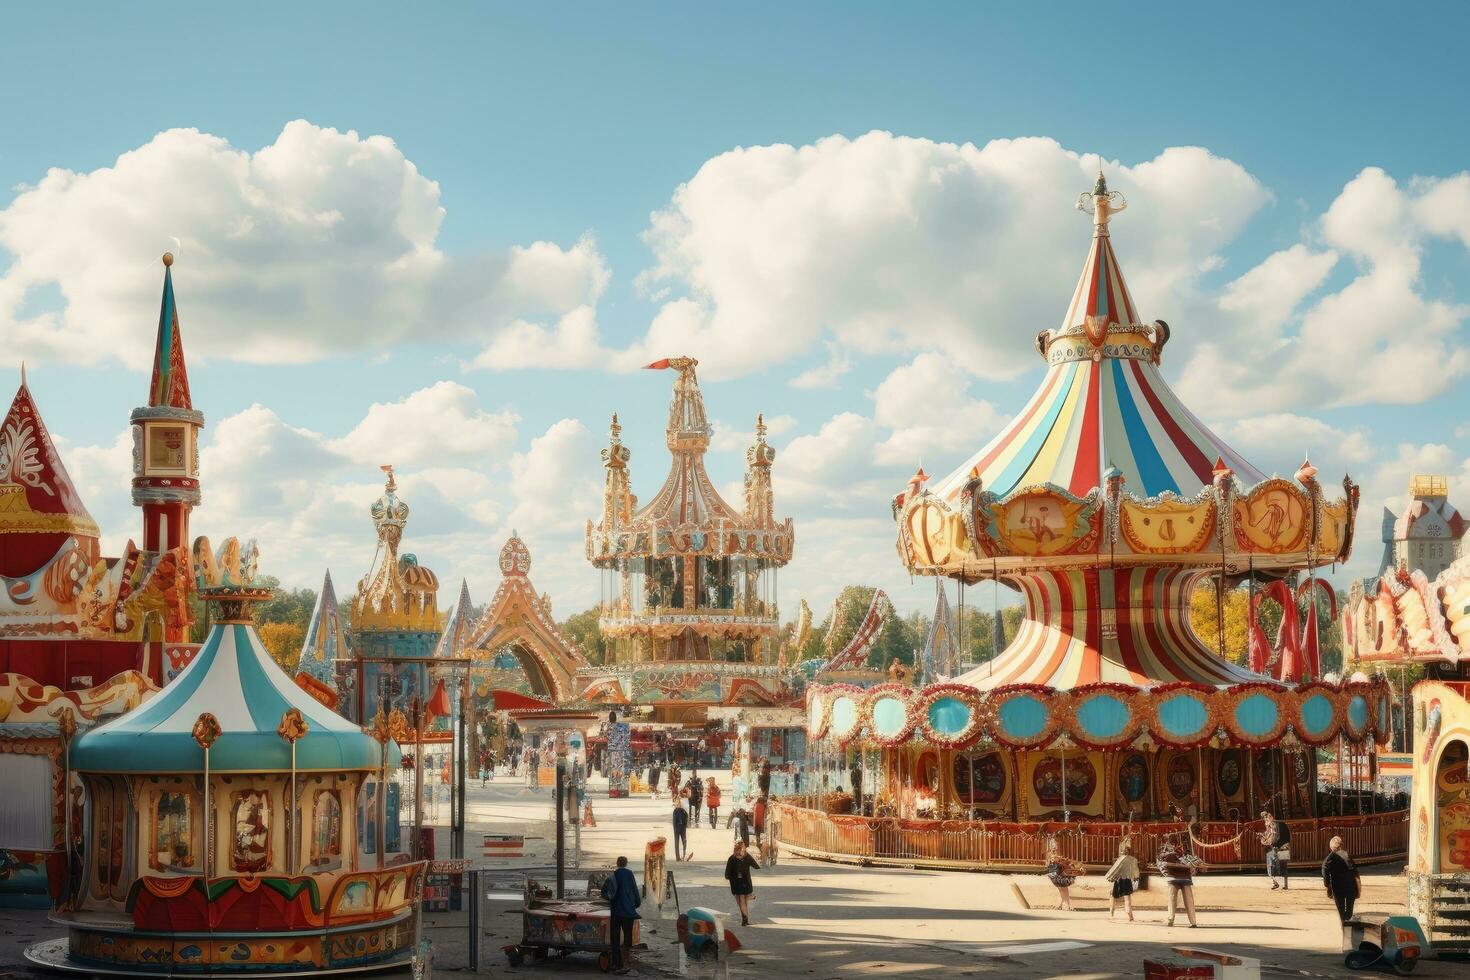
xmin=1 ymin=169 xmax=1469 ymax=971
xmin=783 ymin=175 xmax=1431 ymax=888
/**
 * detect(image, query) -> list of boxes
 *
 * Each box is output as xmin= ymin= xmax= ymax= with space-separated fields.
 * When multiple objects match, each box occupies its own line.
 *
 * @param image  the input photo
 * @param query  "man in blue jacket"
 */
xmin=600 ymin=855 xmax=641 ymax=975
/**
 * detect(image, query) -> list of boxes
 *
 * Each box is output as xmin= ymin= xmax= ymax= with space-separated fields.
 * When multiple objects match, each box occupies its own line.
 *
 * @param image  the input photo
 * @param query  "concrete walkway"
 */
xmin=1 ymin=772 xmax=1446 ymax=979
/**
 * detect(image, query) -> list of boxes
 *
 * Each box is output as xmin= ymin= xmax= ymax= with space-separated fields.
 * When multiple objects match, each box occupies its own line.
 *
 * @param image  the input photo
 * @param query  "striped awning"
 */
xmin=932 ymin=192 xmax=1263 ymax=503
xmin=71 ymin=622 xmax=396 ymax=773
xmin=934 ymin=355 xmax=1264 ymax=502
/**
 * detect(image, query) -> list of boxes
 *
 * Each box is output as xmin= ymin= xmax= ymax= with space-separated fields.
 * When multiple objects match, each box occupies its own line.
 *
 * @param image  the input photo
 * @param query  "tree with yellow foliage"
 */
xmin=258 ymin=621 xmax=306 ymax=673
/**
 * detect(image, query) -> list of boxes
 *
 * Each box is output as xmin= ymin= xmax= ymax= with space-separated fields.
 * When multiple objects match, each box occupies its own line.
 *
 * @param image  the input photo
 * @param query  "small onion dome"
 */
xmin=70 ymin=621 xmax=399 ymax=773
xmin=398 ymin=553 xmax=439 ymax=593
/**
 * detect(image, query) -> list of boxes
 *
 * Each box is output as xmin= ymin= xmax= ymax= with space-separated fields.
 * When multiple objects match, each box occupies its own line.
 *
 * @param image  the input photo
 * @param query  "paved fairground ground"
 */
xmin=1 ymin=770 xmax=1450 ymax=979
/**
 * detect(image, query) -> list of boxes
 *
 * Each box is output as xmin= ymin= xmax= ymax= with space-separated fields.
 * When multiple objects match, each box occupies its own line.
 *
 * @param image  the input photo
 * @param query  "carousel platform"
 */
xmin=773 ymin=801 xmax=1409 ymax=874
xmin=25 ymin=908 xmax=417 ymax=976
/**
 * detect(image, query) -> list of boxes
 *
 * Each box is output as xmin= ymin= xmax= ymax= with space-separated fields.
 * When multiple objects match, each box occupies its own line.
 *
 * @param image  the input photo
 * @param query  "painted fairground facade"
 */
xmin=1342 ymin=555 xmax=1470 ymax=675
xmin=1408 ymin=678 xmax=1470 ymax=956
xmin=1 ymin=254 xmax=200 ymax=908
xmin=780 ymin=176 xmax=1405 ymax=873
xmin=24 ymin=540 xmax=420 ymax=975
xmin=581 ymin=359 xmax=796 ymax=732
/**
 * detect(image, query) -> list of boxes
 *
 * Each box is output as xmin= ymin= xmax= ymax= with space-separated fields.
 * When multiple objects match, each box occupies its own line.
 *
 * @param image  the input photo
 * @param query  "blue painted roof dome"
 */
xmin=71 ymin=620 xmax=399 ymax=774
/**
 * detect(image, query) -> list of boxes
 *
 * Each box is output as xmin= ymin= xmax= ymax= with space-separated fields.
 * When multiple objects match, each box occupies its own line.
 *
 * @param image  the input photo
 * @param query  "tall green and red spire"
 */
xmin=147 ymin=251 xmax=194 ymax=410
xmin=131 ymin=253 xmax=205 ymax=587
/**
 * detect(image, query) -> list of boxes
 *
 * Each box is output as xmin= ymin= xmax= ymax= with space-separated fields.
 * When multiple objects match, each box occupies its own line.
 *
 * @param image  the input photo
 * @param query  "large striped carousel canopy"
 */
xmin=71 ymin=621 xmax=396 ymax=774
xmin=897 ymin=174 xmax=1357 ymax=580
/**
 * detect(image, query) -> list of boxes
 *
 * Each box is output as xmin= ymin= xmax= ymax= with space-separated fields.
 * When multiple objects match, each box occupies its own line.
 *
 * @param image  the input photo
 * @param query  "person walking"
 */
xmin=1157 ymin=844 xmax=1202 ymax=927
xmin=1260 ymin=811 xmax=1291 ymax=890
xmin=1041 ymin=844 xmax=1080 ymax=911
xmin=705 ymin=777 xmax=721 ymax=829
xmin=599 ymin=855 xmax=641 ymax=975
xmin=724 ymin=840 xmax=761 ymax=926
xmin=687 ymin=772 xmax=704 ymax=825
xmin=649 ymin=761 xmax=662 ymax=799
xmin=1104 ymin=841 xmax=1140 ymax=921
xmin=672 ymin=797 xmax=690 ymax=861
xmin=732 ymin=805 xmax=751 ymax=847
xmin=1322 ymin=835 xmax=1361 ymax=922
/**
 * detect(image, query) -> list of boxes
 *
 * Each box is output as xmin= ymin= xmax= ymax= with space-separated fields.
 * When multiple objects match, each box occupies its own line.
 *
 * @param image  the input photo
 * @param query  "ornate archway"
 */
xmin=465 ymin=535 xmax=589 ymax=702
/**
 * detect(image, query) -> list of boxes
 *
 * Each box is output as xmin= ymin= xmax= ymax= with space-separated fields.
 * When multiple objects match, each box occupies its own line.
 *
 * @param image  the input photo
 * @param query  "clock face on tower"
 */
xmin=147 ymin=424 xmax=189 ymax=473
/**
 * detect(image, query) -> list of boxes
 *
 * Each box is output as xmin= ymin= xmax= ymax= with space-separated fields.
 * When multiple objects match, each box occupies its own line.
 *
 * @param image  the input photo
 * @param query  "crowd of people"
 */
xmin=1038 ymin=812 xmax=1364 ymax=932
xmin=469 ymin=743 xmax=1373 ymax=975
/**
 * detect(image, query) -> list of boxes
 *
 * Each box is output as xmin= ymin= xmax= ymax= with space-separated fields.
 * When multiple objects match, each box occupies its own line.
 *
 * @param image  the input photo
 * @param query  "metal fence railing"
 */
xmin=773 ymin=801 xmax=1408 ymax=874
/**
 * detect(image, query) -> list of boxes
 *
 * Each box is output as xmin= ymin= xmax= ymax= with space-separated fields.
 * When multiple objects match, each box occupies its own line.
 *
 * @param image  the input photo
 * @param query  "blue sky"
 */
xmin=2 ymin=3 xmax=1468 ymax=618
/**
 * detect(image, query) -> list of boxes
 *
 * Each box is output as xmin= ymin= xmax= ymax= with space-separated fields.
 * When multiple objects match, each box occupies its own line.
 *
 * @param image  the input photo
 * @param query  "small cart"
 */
xmin=504 ymin=900 xmax=639 ymax=973
xmin=1342 ymin=913 xmax=1428 ymax=974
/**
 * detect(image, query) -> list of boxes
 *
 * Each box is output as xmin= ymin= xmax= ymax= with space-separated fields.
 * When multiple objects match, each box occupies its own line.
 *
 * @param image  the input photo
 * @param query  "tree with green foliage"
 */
xmin=560 ymin=607 xmax=607 ymax=665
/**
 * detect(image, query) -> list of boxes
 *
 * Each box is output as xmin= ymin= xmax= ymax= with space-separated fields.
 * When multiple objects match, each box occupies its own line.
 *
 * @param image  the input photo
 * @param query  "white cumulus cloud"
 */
xmin=0 ymin=121 xmax=609 ymax=372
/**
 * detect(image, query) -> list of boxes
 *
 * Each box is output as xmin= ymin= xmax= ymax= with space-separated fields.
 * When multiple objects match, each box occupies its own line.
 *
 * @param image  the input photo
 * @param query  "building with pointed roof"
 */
xmin=464 ymin=534 xmax=588 ymax=706
xmin=787 ymin=176 xmax=1397 ymax=870
xmin=2 ymin=255 xmax=202 ymax=910
xmin=584 ymin=359 xmax=795 ymax=726
xmin=1 ymin=254 xmax=198 ymax=690
xmin=335 ymin=466 xmax=467 ymax=746
xmin=1379 ymin=474 xmax=1468 ymax=581
xmin=295 ymin=570 xmax=349 ymax=703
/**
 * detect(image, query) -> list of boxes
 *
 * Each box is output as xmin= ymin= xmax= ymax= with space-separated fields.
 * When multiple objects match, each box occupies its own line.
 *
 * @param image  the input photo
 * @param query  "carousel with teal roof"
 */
xmin=781 ymin=172 xmax=1403 ymax=874
xmin=26 ymin=538 xmax=421 ymax=976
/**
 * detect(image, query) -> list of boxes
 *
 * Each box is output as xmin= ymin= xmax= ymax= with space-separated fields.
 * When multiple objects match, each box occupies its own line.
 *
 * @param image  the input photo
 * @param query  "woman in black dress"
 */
xmin=724 ymin=840 xmax=761 ymax=925
xmin=1321 ymin=835 xmax=1361 ymax=922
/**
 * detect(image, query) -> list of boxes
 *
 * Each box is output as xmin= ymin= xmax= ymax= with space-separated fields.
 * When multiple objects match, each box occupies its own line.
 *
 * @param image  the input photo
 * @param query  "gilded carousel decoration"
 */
xmin=784 ymin=174 xmax=1403 ymax=874
xmin=25 ymin=541 xmax=421 ymax=976
xmin=582 ymin=358 xmax=795 ymax=725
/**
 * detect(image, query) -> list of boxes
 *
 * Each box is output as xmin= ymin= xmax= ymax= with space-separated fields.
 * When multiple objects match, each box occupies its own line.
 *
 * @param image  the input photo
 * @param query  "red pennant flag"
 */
xmin=644 ymin=358 xmax=672 ymax=370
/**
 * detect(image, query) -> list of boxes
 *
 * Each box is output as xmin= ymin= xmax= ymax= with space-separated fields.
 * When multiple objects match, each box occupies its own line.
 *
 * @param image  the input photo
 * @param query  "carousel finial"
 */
xmin=19 ymin=361 xmax=25 ymax=387
xmin=162 ymin=251 xmax=174 ymax=268
xmin=1078 ymin=164 xmax=1127 ymax=235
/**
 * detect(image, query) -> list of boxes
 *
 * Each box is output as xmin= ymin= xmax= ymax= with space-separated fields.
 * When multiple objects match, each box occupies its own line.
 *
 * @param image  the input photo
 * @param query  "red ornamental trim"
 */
xmin=1289 ymin=681 xmax=1344 ymax=746
xmin=987 ymin=685 xmax=1061 ymax=750
xmin=1061 ymin=683 xmax=1146 ymax=751
xmin=1220 ymin=682 xmax=1292 ymax=748
xmin=911 ymin=683 xmax=989 ymax=750
xmin=1144 ymin=682 xmax=1217 ymax=750
xmin=859 ymin=684 xmax=916 ymax=747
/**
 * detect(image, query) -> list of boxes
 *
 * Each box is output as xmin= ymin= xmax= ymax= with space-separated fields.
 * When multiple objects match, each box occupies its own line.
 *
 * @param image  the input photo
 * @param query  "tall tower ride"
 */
xmin=131 ymin=252 xmax=204 ymax=617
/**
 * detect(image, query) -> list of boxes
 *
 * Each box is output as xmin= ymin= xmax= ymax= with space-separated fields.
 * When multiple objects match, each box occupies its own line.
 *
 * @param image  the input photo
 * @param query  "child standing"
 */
xmin=1104 ymin=841 xmax=1140 ymax=921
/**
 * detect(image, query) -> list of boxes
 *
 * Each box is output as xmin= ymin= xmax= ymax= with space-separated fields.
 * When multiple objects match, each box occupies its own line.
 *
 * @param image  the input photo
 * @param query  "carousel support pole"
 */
xmin=1247 ymin=747 xmax=1255 ymax=818
xmin=412 ymin=697 xmax=425 ymax=861
xmin=1061 ymin=744 xmax=1069 ymax=822
xmin=192 ymin=713 xmax=220 ymax=935
xmin=58 ymin=710 xmax=75 ymax=908
xmin=455 ymin=668 xmax=468 ymax=859
xmin=377 ymin=714 xmax=389 ymax=870
xmin=555 ymin=736 xmax=568 ymax=899
xmin=1336 ymin=735 xmax=1344 ymax=816
xmin=278 ymin=709 xmax=307 ymax=876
